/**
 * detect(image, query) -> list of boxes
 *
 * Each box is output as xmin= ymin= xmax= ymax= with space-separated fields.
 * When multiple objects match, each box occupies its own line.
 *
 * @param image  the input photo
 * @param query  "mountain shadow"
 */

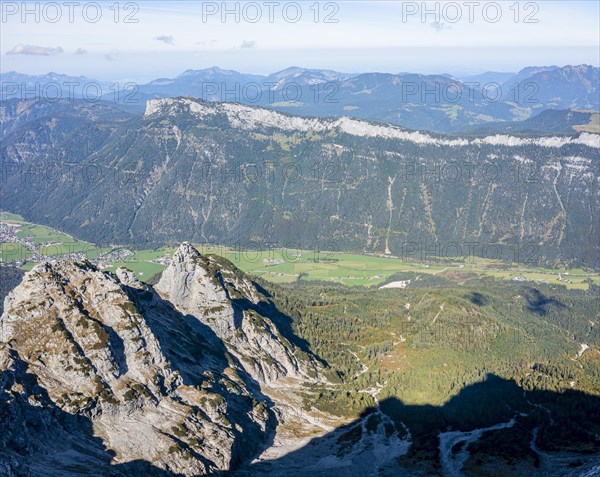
xmin=2 ymin=346 xmax=599 ymax=477
xmin=0 ymin=266 xmax=25 ymax=315
xmin=466 ymin=291 xmax=487 ymax=306
xmin=522 ymin=287 xmax=567 ymax=316
xmin=230 ymin=374 xmax=600 ymax=477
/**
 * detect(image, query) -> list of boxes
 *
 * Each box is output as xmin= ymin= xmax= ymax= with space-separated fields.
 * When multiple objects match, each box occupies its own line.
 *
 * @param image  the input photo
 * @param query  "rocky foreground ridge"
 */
xmin=0 ymin=243 xmax=322 ymax=476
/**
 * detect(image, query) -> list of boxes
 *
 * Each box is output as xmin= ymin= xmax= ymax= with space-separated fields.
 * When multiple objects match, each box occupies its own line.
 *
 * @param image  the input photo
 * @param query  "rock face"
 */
xmin=0 ymin=244 xmax=318 ymax=476
xmin=155 ymin=243 xmax=319 ymax=384
xmin=155 ymin=243 xmax=251 ymax=337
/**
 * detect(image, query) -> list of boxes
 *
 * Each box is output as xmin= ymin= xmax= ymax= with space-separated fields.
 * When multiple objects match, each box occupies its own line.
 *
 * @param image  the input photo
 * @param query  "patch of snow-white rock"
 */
xmin=144 ymin=98 xmax=600 ymax=149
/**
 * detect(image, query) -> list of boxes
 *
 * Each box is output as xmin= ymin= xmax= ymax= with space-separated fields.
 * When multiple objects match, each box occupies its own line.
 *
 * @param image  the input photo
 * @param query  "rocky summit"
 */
xmin=0 ymin=244 xmax=322 ymax=477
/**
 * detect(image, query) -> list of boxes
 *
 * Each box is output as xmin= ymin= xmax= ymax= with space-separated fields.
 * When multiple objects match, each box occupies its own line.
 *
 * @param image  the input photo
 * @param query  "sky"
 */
xmin=1 ymin=1 xmax=599 ymax=81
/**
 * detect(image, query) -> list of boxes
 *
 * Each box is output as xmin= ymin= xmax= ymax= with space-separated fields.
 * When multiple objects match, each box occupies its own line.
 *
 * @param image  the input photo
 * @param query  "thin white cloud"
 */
xmin=75 ymin=48 xmax=87 ymax=55
xmin=431 ymin=22 xmax=451 ymax=32
xmin=6 ymin=44 xmax=63 ymax=56
xmin=196 ymin=40 xmax=217 ymax=47
xmin=240 ymin=40 xmax=256 ymax=49
xmin=155 ymin=35 xmax=175 ymax=45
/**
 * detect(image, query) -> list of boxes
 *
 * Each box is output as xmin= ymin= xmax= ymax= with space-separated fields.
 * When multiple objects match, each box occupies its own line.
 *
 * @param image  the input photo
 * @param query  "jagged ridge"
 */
xmin=0 ymin=244 xmax=320 ymax=476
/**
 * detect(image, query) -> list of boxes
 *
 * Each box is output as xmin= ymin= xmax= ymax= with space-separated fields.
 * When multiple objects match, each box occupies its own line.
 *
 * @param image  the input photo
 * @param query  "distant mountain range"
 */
xmin=1 ymin=65 xmax=598 ymax=133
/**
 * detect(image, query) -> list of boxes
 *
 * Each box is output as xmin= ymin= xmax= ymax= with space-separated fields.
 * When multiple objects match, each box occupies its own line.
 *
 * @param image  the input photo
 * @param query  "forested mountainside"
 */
xmin=1 ymin=98 xmax=598 ymax=266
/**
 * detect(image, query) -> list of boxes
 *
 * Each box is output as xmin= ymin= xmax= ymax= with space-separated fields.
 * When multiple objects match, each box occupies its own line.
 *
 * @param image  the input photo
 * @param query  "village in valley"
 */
xmin=0 ymin=212 xmax=140 ymax=271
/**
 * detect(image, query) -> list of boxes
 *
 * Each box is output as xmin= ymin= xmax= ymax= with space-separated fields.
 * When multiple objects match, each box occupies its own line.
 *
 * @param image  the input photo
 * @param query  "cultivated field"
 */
xmin=1 ymin=212 xmax=598 ymax=290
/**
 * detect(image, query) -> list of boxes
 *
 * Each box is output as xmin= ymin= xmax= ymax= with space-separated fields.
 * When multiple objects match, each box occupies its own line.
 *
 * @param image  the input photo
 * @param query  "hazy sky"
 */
xmin=1 ymin=1 xmax=599 ymax=80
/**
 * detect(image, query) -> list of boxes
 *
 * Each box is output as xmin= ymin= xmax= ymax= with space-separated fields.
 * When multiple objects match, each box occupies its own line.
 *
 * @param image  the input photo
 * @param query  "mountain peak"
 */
xmin=177 ymin=66 xmax=240 ymax=79
xmin=205 ymin=66 xmax=232 ymax=73
xmin=173 ymin=241 xmax=202 ymax=263
xmin=272 ymin=65 xmax=306 ymax=75
xmin=0 ymin=254 xmax=278 ymax=475
xmin=154 ymin=243 xmax=319 ymax=383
